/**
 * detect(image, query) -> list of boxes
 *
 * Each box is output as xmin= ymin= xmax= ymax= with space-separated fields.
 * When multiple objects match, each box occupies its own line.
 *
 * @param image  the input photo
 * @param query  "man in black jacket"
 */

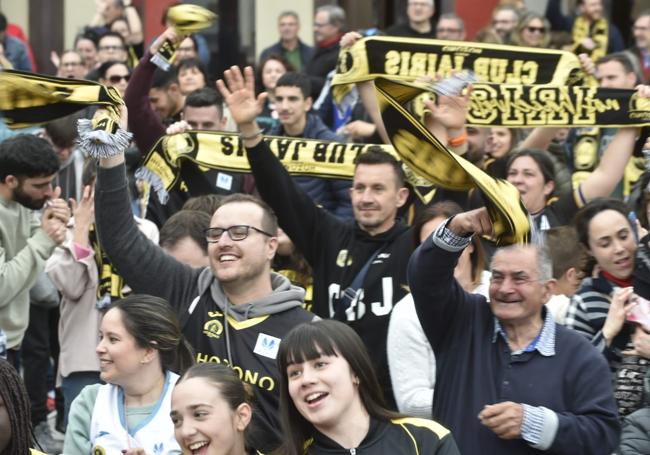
xmin=218 ymin=66 xmax=412 ymax=409
xmin=305 ymin=5 xmax=345 ymax=98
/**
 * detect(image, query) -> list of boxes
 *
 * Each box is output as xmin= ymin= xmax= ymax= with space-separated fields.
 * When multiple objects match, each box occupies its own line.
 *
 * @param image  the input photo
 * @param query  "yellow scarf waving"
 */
xmin=375 ymin=77 xmax=530 ymax=245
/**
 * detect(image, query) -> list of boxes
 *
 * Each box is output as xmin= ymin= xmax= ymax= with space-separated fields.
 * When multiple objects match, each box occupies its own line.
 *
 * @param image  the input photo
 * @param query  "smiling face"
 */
xmin=634 ymin=15 xmax=650 ymax=51
xmin=350 ymin=163 xmax=408 ymax=235
xmin=506 ymin=155 xmax=554 ymax=214
xmin=287 ymin=350 xmax=364 ymax=433
xmin=207 ymin=202 xmax=277 ymax=287
xmin=489 ymin=246 xmax=550 ymax=326
xmin=275 ymin=85 xmax=311 ymax=132
xmin=582 ymin=0 xmax=603 ymax=21
xmin=171 ymin=377 xmax=250 ymax=455
xmin=492 ymin=9 xmax=519 ymax=38
xmin=487 ymin=127 xmax=513 ymax=159
xmin=96 ymin=308 xmax=151 ymax=387
xmin=587 ymin=209 xmax=636 ymax=279
xmin=520 ymin=17 xmax=546 ymax=47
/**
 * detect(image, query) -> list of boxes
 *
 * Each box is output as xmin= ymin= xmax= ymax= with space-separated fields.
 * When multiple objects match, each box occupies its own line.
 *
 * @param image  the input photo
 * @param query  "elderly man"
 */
xmin=386 ymin=0 xmax=436 ymax=38
xmin=260 ymin=11 xmax=314 ymax=72
xmin=305 ymin=5 xmax=345 ymax=98
xmin=408 ymin=207 xmax=620 ymax=454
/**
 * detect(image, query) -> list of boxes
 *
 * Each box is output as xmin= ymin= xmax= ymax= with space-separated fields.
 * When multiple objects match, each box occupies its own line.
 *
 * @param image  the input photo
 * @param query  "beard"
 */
xmin=12 ymin=185 xmax=47 ymax=210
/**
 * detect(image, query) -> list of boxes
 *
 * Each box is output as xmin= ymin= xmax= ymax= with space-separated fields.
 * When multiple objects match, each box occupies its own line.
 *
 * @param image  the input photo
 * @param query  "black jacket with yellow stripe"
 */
xmin=304 ymin=417 xmax=460 ymax=454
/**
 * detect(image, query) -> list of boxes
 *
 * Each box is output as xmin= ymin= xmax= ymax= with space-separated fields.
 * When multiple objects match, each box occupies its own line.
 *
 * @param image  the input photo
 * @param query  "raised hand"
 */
xmin=216 ymin=66 xmax=267 ymax=127
xmin=448 ymin=207 xmax=493 ymax=238
xmin=149 ymin=26 xmax=180 ymax=55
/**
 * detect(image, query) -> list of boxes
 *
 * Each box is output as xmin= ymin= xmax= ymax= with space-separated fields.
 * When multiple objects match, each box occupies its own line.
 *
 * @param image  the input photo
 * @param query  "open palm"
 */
xmin=216 ymin=66 xmax=267 ymax=125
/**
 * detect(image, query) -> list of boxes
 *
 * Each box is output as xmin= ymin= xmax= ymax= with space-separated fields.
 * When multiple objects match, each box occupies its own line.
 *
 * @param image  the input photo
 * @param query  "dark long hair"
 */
xmin=105 ymin=294 xmax=194 ymax=375
xmin=574 ymin=198 xmax=635 ymax=275
xmin=0 ymin=359 xmax=33 ymax=454
xmin=276 ymin=320 xmax=402 ymax=455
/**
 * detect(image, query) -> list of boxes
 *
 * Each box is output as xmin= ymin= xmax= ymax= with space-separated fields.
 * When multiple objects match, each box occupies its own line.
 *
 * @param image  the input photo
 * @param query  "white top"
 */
xmin=387 ymin=271 xmax=490 ymax=417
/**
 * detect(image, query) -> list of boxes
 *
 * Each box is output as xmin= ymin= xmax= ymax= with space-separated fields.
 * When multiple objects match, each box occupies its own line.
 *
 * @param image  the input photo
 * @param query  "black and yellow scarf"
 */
xmin=152 ymin=4 xmax=217 ymax=70
xmin=572 ymin=16 xmax=608 ymax=63
xmin=136 ymin=131 xmax=436 ymax=203
xmin=332 ymin=36 xmax=584 ymax=102
xmin=0 ymin=69 xmax=123 ymax=129
xmin=374 ymin=77 xmax=530 ymax=244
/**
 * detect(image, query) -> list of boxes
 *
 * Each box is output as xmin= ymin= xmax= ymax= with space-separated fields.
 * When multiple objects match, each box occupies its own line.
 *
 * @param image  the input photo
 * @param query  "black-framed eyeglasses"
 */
xmin=108 ymin=74 xmax=130 ymax=84
xmin=204 ymin=225 xmax=274 ymax=243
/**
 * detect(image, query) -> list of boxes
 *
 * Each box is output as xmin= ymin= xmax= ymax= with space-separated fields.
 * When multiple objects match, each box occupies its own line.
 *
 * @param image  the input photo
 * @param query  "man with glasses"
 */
xmin=491 ymin=5 xmax=520 ymax=43
xmin=96 ymin=32 xmax=127 ymax=65
xmin=57 ymin=50 xmax=86 ymax=79
xmin=408 ymin=206 xmax=620 ymax=454
xmin=85 ymin=32 xmax=128 ymax=81
xmin=94 ymin=109 xmax=316 ymax=453
xmin=435 ymin=13 xmax=466 ymax=41
xmin=386 ymin=0 xmax=436 ymax=39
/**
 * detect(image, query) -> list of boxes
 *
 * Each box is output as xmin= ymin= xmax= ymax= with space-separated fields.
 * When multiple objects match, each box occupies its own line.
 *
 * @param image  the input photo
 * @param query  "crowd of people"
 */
xmin=3 ymin=0 xmax=650 ymax=453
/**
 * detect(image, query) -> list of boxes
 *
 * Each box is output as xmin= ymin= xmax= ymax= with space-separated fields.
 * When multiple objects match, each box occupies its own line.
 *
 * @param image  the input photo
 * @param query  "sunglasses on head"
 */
xmin=108 ymin=74 xmax=131 ymax=84
xmin=525 ymin=26 xmax=546 ymax=33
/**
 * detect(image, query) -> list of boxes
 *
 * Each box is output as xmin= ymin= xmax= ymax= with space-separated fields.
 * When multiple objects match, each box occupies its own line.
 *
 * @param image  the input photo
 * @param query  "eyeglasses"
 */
xmin=525 ymin=26 xmax=546 ymax=34
xmin=99 ymin=45 xmax=125 ymax=51
xmin=436 ymin=28 xmax=461 ymax=34
xmin=108 ymin=74 xmax=130 ymax=84
xmin=204 ymin=225 xmax=274 ymax=243
xmin=314 ymin=22 xmax=330 ymax=28
xmin=61 ymin=61 xmax=82 ymax=68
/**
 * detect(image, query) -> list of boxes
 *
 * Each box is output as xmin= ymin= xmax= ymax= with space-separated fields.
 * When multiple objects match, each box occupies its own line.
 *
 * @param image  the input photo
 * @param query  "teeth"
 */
xmin=306 ymin=392 xmax=326 ymax=403
xmin=219 ymin=254 xmax=237 ymax=262
xmin=189 ymin=441 xmax=208 ymax=450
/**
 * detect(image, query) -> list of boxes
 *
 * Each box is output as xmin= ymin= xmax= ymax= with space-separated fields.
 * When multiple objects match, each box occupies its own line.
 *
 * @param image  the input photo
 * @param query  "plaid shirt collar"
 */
xmin=492 ymin=307 xmax=556 ymax=357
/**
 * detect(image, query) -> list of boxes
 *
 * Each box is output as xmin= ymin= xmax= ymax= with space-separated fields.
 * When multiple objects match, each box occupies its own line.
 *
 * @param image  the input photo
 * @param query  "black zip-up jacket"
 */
xmin=247 ymin=141 xmax=414 ymax=408
xmin=304 ymin=417 xmax=460 ymax=454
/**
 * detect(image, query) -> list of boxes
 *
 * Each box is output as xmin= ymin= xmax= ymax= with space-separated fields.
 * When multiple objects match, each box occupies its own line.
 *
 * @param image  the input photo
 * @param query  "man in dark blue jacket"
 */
xmin=268 ymin=72 xmax=352 ymax=219
xmin=259 ymin=11 xmax=313 ymax=72
xmin=408 ymin=206 xmax=620 ymax=454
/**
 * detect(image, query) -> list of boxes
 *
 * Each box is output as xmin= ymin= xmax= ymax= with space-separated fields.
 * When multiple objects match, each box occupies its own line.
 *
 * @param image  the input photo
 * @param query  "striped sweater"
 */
xmin=565 ymin=276 xmax=634 ymax=373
